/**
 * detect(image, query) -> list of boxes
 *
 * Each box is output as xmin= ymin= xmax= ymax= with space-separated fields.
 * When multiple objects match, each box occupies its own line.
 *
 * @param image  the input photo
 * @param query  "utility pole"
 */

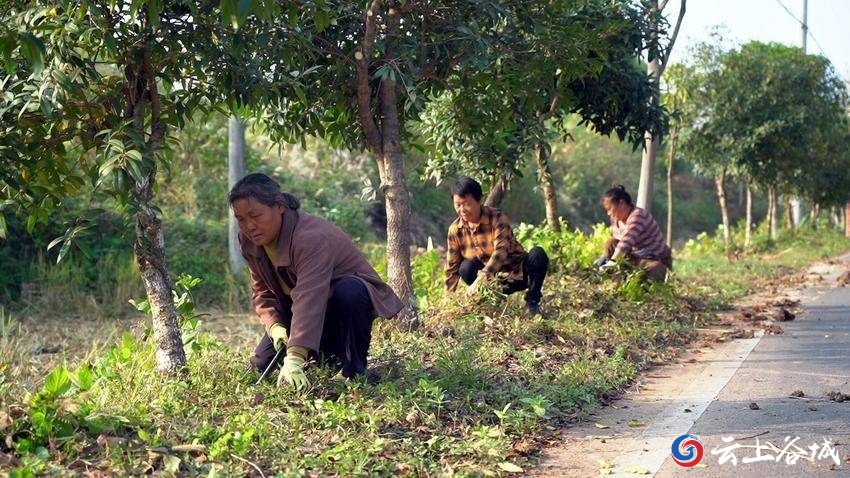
xmin=800 ymin=0 xmax=808 ymax=52
xmin=790 ymin=0 xmax=807 ymax=228
xmin=228 ymin=115 xmax=247 ymax=274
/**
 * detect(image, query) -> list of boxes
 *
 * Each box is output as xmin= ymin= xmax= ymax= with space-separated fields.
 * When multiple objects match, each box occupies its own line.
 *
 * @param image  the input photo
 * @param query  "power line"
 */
xmin=773 ymin=0 xmax=823 ymax=55
xmin=773 ymin=0 xmax=804 ymax=26
xmin=772 ymin=0 xmax=845 ymax=80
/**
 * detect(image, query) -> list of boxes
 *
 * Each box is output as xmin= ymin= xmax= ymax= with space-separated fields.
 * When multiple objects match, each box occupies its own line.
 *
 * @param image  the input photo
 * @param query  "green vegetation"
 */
xmin=2 ymin=1 xmax=849 ymax=476
xmin=677 ymin=222 xmax=850 ymax=306
xmin=3 ymin=223 xmax=847 ymax=476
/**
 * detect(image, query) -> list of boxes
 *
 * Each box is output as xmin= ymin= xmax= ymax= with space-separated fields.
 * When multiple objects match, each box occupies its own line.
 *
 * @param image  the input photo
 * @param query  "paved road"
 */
xmin=656 ymin=283 xmax=850 ymax=477
xmin=535 ymin=255 xmax=850 ymax=477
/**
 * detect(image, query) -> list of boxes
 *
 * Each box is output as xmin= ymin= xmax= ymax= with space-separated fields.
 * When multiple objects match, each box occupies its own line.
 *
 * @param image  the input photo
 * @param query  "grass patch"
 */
xmin=675 ymin=224 xmax=850 ymax=308
xmin=2 ymin=224 xmax=848 ymax=475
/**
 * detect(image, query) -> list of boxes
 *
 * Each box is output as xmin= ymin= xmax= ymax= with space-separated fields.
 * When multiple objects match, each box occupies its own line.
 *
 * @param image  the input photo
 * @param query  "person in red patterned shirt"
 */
xmin=595 ymin=185 xmax=672 ymax=282
xmin=445 ymin=177 xmax=549 ymax=316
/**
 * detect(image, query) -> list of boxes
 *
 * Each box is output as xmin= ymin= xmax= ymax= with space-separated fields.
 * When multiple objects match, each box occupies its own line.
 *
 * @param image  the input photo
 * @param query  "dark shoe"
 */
xmin=524 ymin=301 xmax=541 ymax=317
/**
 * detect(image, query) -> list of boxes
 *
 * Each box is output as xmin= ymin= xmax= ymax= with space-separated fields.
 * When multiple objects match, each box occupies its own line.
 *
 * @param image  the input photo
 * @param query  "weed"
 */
xmin=2 ymin=225 xmax=848 ymax=475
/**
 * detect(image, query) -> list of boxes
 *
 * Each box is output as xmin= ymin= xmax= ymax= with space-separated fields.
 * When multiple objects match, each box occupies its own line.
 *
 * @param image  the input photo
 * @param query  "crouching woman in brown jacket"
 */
xmin=230 ymin=173 xmax=403 ymax=389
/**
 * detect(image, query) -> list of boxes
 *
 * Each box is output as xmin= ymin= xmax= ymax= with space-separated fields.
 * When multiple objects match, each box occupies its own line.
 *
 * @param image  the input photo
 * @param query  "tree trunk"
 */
xmin=810 ymin=203 xmax=820 ymax=229
xmin=637 ymin=133 xmax=659 ymax=213
xmin=785 ymin=197 xmax=795 ymax=229
xmin=636 ymin=0 xmax=685 ymax=212
xmin=356 ymin=4 xmax=416 ymax=326
xmin=768 ymin=186 xmax=778 ymax=240
xmin=124 ymin=45 xmax=185 ymax=374
xmin=845 ymin=201 xmax=850 ymax=237
xmin=715 ymin=167 xmax=730 ymax=245
xmin=636 ymin=2 xmax=662 ymax=213
xmin=228 ymin=115 xmax=246 ymax=274
xmin=135 ymin=187 xmax=187 ymax=374
xmin=665 ymin=125 xmax=678 ymax=245
xmin=745 ymin=179 xmax=753 ymax=246
xmin=790 ymin=198 xmax=802 ymax=229
xmin=485 ymin=173 xmax=508 ymax=208
xmin=535 ymin=143 xmax=561 ymax=232
xmin=377 ymin=102 xmax=416 ymax=326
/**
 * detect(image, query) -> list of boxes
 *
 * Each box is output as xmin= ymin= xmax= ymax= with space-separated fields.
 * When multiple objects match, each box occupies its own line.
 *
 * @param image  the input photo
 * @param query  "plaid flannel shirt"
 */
xmin=445 ymin=206 xmax=527 ymax=291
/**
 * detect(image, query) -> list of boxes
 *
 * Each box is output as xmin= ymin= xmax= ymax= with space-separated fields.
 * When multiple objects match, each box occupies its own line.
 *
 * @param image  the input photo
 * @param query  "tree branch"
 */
xmin=356 ymin=0 xmax=383 ymax=154
xmin=660 ymin=0 xmax=686 ymax=70
xmin=539 ymin=93 xmax=560 ymax=121
xmin=144 ymin=50 xmax=165 ymax=151
xmin=312 ymin=35 xmax=353 ymax=64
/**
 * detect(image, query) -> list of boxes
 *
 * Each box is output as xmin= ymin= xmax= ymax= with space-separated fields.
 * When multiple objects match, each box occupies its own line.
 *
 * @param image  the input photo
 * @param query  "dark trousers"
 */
xmin=251 ymin=276 xmax=374 ymax=378
xmin=458 ymin=246 xmax=549 ymax=305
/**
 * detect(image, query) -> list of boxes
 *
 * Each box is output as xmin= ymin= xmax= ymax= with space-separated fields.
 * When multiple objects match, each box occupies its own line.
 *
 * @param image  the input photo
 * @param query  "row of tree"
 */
xmin=665 ymin=38 xmax=850 ymax=245
xmin=1 ymin=0 xmax=687 ymax=373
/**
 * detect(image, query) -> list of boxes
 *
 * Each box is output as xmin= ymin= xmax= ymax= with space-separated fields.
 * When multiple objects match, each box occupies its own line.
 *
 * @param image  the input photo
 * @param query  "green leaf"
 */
xmin=74 ymin=363 xmax=94 ymax=391
xmin=237 ymin=0 xmax=253 ymax=25
xmin=56 ymin=235 xmax=72 ymax=263
xmin=293 ymin=84 xmax=307 ymax=104
xmin=147 ymin=0 xmax=162 ymax=30
xmin=42 ymin=366 xmax=72 ymax=399
xmin=18 ymin=33 xmax=45 ymax=73
xmin=51 ymin=69 xmax=74 ymax=92
xmin=46 ymin=234 xmax=65 ymax=252
xmin=314 ymin=9 xmax=331 ymax=32
xmin=220 ymin=0 xmax=237 ymax=29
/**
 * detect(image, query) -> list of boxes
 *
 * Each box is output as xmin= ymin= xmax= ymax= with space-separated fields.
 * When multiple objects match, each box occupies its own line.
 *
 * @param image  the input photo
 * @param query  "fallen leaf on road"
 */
xmin=623 ymin=465 xmax=650 ymax=474
xmin=729 ymin=329 xmax=755 ymax=339
xmin=595 ymin=423 xmax=609 ymax=429
xmin=627 ymin=420 xmax=647 ymax=428
xmin=827 ymin=391 xmax=849 ymax=402
xmin=777 ymin=308 xmax=795 ymax=321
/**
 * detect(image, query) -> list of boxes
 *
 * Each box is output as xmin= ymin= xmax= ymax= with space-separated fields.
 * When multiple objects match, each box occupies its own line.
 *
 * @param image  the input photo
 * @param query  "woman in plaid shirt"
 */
xmin=444 ymin=178 xmax=549 ymax=316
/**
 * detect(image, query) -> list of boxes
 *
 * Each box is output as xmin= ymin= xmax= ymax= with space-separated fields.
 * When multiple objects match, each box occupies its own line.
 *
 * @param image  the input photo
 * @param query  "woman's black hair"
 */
xmin=602 ymin=185 xmax=633 ymax=206
xmin=228 ymin=173 xmax=300 ymax=210
xmin=451 ymin=177 xmax=483 ymax=201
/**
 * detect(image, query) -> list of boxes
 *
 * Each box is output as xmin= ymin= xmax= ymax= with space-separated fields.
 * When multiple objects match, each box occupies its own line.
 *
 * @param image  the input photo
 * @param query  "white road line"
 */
xmin=610 ymin=331 xmax=765 ymax=476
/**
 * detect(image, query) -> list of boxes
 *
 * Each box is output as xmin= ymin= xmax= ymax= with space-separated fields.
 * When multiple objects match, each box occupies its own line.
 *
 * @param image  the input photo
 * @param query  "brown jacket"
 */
xmin=239 ymin=208 xmax=404 ymax=352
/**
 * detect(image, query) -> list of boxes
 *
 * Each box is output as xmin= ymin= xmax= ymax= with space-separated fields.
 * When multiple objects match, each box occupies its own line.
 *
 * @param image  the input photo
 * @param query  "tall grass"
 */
xmin=18 ymin=252 xmax=143 ymax=320
xmin=0 ymin=307 xmax=30 ymax=398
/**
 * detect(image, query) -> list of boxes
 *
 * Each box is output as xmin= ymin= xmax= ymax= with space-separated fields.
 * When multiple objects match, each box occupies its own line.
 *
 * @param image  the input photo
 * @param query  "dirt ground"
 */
xmin=5 ymin=309 xmax=262 ymax=391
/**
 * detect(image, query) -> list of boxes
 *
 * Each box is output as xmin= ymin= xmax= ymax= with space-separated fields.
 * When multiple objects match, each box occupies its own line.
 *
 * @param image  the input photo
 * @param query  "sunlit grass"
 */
xmin=2 ymin=224 xmax=848 ymax=475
